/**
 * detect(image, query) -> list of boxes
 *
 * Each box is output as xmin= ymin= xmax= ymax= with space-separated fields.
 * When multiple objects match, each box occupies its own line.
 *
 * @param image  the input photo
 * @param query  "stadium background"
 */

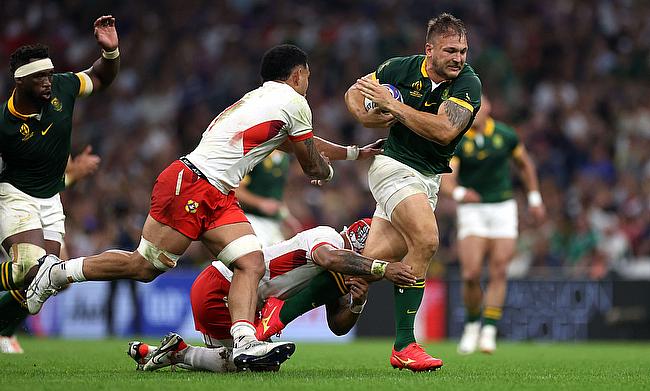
xmin=1 ymin=0 xmax=649 ymax=342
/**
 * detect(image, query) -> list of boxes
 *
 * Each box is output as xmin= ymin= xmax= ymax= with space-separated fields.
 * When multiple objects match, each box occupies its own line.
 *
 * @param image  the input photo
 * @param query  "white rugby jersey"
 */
xmin=211 ymin=226 xmax=345 ymax=306
xmin=185 ymin=81 xmax=313 ymax=193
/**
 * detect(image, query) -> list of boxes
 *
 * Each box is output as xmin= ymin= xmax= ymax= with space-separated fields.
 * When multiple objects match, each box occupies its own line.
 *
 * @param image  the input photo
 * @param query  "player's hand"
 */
xmin=357 ymin=138 xmax=386 ymax=160
xmin=66 ymin=145 xmax=100 ymax=184
xmin=384 ymin=262 xmax=417 ymax=285
xmin=310 ymin=154 xmax=333 ymax=186
xmin=345 ymin=277 xmax=369 ymax=305
xmin=529 ymin=204 xmax=546 ymax=225
xmin=355 ymin=78 xmax=395 ymax=112
xmin=94 ymin=15 xmax=118 ymax=51
xmin=359 ymin=107 xmax=397 ymax=128
xmin=462 ymin=188 xmax=482 ymax=203
xmin=257 ymin=198 xmax=282 ymax=216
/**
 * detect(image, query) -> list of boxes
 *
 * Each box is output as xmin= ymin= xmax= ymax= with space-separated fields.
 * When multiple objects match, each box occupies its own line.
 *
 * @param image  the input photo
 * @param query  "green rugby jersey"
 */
xmin=0 ymin=72 xmax=86 ymax=198
xmin=452 ymin=117 xmax=521 ymax=203
xmin=373 ymin=54 xmax=481 ymax=175
xmin=240 ymin=151 xmax=290 ymax=220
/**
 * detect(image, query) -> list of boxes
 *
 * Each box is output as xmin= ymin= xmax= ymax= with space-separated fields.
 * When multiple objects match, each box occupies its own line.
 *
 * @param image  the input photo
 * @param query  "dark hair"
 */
xmin=260 ymin=44 xmax=308 ymax=83
xmin=426 ymin=13 xmax=467 ymax=43
xmin=10 ymin=44 xmax=49 ymax=75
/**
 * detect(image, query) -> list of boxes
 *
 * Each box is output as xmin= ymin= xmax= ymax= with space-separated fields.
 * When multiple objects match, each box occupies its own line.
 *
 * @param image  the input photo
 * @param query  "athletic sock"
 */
xmin=0 ymin=262 xmax=19 ymax=291
xmin=279 ymin=271 xmax=348 ymax=325
xmin=62 ymin=257 xmax=86 ymax=283
xmin=466 ymin=310 xmax=481 ymax=324
xmin=0 ymin=291 xmax=29 ymax=335
xmin=483 ymin=306 xmax=502 ymax=327
xmin=183 ymin=345 xmax=234 ymax=372
xmin=393 ymin=279 xmax=426 ymax=351
xmin=230 ymin=320 xmax=257 ymax=347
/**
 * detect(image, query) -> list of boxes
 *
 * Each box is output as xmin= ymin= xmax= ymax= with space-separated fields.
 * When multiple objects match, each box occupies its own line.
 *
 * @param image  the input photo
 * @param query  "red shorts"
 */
xmin=149 ymin=160 xmax=248 ymax=240
xmin=191 ymin=266 xmax=232 ymax=340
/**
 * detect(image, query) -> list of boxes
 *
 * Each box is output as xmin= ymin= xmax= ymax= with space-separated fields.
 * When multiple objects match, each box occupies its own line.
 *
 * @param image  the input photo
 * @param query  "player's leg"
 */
xmin=457 ymin=235 xmax=489 ymax=354
xmin=256 ymin=271 xmax=350 ymax=340
xmin=201 ymin=222 xmax=295 ymax=370
xmin=479 ymin=237 xmax=516 ymax=353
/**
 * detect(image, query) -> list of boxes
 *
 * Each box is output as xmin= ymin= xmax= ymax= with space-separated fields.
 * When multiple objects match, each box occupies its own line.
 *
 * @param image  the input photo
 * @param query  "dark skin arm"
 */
xmin=312 ymin=244 xmax=416 ymax=285
xmin=325 ymin=277 xmax=368 ymax=336
xmin=290 ymin=137 xmax=332 ymax=180
xmin=83 ymin=15 xmax=120 ymax=92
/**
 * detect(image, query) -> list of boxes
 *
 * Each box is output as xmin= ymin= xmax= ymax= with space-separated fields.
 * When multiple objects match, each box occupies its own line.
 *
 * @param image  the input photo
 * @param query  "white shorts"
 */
xmin=457 ymin=199 xmax=518 ymax=240
xmin=0 ymin=182 xmax=65 ymax=244
xmin=245 ymin=213 xmax=284 ymax=247
xmin=368 ymin=155 xmax=441 ymax=221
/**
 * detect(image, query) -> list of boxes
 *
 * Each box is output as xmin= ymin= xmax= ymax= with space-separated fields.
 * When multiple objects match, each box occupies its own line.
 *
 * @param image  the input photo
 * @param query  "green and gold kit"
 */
xmin=452 ymin=117 xmax=521 ymax=203
xmin=0 ymin=72 xmax=86 ymax=198
xmin=373 ymin=55 xmax=481 ymax=175
xmin=240 ymin=151 xmax=290 ymax=220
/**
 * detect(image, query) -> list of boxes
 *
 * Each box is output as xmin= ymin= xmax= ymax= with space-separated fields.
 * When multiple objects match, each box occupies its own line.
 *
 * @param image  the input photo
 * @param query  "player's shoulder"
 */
xmin=493 ymin=119 xmax=517 ymax=136
xmin=301 ymin=225 xmax=340 ymax=240
xmin=378 ymin=55 xmax=423 ymax=73
xmin=455 ymin=63 xmax=481 ymax=87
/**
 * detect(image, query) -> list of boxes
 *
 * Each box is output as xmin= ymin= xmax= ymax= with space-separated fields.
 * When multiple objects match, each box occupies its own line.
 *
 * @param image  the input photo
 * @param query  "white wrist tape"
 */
xmin=528 ymin=191 xmax=542 ymax=207
xmin=346 ymin=145 xmax=360 ymax=160
xmin=349 ymin=296 xmax=367 ymax=314
xmin=325 ymin=165 xmax=334 ymax=181
xmin=14 ymin=58 xmax=54 ymax=78
xmin=370 ymin=260 xmax=388 ymax=277
xmin=101 ymin=47 xmax=120 ymax=60
xmin=452 ymin=186 xmax=467 ymax=202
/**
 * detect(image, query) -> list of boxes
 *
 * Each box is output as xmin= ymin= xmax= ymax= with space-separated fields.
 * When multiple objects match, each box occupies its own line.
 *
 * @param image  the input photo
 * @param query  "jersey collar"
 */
xmin=7 ymin=90 xmax=40 ymax=121
xmin=420 ymin=57 xmax=447 ymax=91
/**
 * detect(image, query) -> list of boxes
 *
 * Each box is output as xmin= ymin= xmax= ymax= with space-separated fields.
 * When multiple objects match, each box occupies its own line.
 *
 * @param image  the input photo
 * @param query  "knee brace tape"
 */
xmin=136 ymin=237 xmax=181 ymax=271
xmin=217 ymin=234 xmax=262 ymax=266
xmin=9 ymin=243 xmax=46 ymax=285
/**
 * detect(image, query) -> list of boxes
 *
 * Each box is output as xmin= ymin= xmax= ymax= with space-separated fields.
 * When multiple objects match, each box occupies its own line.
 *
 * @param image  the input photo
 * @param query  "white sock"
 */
xmin=64 ymin=257 xmax=86 ymax=282
xmin=183 ymin=346 xmax=235 ymax=372
xmin=230 ymin=321 xmax=257 ymax=348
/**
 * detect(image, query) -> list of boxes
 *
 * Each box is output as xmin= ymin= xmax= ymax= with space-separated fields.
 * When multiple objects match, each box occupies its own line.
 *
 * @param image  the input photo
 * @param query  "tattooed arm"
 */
xmin=312 ymin=244 xmax=416 ymax=285
xmin=291 ymin=136 xmax=332 ymax=180
xmin=354 ymin=77 xmax=473 ymax=145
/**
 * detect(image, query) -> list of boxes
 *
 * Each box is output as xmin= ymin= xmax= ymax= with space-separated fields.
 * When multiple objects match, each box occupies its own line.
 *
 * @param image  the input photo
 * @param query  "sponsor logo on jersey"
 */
xmin=184 ymin=199 xmax=199 ymax=214
xmin=51 ymin=97 xmax=62 ymax=112
xmin=19 ymin=123 xmax=33 ymax=141
xmin=41 ymin=123 xmax=53 ymax=136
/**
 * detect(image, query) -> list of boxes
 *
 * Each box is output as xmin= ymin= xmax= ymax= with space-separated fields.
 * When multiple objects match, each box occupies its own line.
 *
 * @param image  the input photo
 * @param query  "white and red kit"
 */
xmin=190 ymin=226 xmax=345 ymax=339
xmin=149 ymin=81 xmax=313 ymax=240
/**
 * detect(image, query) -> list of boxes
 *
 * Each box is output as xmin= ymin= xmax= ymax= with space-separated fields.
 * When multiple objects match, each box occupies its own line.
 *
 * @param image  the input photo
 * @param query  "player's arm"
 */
xmin=345 ymin=73 xmax=397 ymax=129
xmin=325 ymin=277 xmax=368 ymax=336
xmin=64 ymin=146 xmax=101 ymax=187
xmin=355 ymin=78 xmax=473 ymax=145
xmin=512 ymin=144 xmax=546 ymax=222
xmin=439 ymin=157 xmax=481 ymax=203
xmin=312 ymin=136 xmax=384 ymax=161
xmin=312 ymin=244 xmax=416 ymax=285
xmin=82 ymin=15 xmax=120 ymax=92
xmin=234 ymin=176 xmax=283 ymax=217
xmin=291 ymin=137 xmax=333 ymax=181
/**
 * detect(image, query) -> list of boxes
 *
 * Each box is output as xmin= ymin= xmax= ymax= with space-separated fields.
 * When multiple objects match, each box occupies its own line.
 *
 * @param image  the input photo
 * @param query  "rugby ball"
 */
xmin=364 ymin=84 xmax=403 ymax=111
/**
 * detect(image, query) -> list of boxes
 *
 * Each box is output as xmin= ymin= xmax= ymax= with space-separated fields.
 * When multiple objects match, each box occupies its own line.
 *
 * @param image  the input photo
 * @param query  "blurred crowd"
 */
xmin=1 ymin=0 xmax=649 ymax=280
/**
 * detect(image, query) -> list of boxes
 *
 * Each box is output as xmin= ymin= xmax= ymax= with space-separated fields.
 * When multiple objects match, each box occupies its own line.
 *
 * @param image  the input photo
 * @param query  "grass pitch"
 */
xmin=1 ymin=337 xmax=648 ymax=390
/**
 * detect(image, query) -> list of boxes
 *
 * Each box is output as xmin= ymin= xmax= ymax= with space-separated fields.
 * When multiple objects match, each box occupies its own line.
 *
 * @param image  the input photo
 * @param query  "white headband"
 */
xmin=14 ymin=58 xmax=54 ymax=78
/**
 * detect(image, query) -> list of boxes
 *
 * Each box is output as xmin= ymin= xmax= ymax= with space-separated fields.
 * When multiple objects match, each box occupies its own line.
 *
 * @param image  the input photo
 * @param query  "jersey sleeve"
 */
xmin=54 ymin=72 xmax=82 ymax=100
xmin=305 ymin=226 xmax=345 ymax=260
xmin=282 ymin=96 xmax=313 ymax=142
xmin=373 ymin=57 xmax=401 ymax=85
xmin=448 ymin=69 xmax=482 ymax=114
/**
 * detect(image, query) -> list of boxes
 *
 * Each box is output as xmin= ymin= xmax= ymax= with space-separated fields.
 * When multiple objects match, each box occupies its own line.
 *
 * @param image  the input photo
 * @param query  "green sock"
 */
xmin=1 ymin=261 xmax=19 ymax=291
xmin=466 ymin=310 xmax=481 ymax=324
xmin=394 ymin=279 xmax=426 ymax=351
xmin=0 ymin=291 xmax=29 ymax=336
xmin=483 ymin=306 xmax=502 ymax=327
xmin=279 ymin=271 xmax=348 ymax=325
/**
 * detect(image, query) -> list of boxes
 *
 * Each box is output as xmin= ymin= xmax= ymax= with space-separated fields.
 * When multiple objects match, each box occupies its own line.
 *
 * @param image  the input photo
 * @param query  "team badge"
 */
xmin=184 ymin=199 xmax=199 ymax=214
xmin=411 ymin=80 xmax=422 ymax=92
xmin=493 ymin=135 xmax=503 ymax=149
xmin=51 ymin=97 xmax=62 ymax=112
xmin=19 ymin=123 xmax=33 ymax=141
xmin=441 ymin=88 xmax=450 ymax=100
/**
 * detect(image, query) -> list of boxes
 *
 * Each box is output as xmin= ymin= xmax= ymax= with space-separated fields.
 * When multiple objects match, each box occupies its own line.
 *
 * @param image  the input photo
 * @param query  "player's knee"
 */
xmin=136 ymin=236 xmax=181 ymax=274
xmin=489 ymin=262 xmax=508 ymax=282
xmin=462 ymin=268 xmax=481 ymax=283
xmin=4 ymin=243 xmax=46 ymax=288
xmin=232 ymin=253 xmax=265 ymax=279
xmin=408 ymin=234 xmax=439 ymax=261
xmin=128 ymin=251 xmax=162 ymax=282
